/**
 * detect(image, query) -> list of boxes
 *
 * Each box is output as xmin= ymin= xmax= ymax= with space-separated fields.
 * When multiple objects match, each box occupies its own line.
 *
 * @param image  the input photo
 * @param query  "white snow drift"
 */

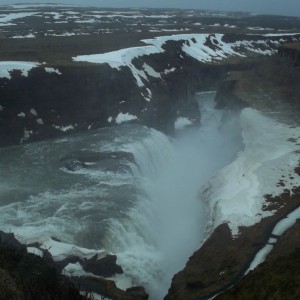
xmin=0 ymin=62 xmax=62 ymax=79
xmin=203 ymin=108 xmax=300 ymax=236
xmin=73 ymin=33 xmax=300 ymax=88
xmin=0 ymin=61 xmax=40 ymax=79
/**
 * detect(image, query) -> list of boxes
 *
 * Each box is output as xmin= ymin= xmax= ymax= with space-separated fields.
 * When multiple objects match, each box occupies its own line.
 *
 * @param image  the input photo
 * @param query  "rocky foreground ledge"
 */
xmin=0 ymin=231 xmax=148 ymax=300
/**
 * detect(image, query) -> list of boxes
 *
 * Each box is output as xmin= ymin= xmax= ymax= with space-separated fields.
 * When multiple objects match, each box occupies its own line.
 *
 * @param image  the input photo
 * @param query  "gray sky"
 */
xmin=0 ymin=1 xmax=299 ymax=17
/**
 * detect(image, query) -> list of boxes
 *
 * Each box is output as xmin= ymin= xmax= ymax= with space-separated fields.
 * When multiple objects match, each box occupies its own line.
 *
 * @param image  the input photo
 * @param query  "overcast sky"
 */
xmin=0 ymin=1 xmax=299 ymax=17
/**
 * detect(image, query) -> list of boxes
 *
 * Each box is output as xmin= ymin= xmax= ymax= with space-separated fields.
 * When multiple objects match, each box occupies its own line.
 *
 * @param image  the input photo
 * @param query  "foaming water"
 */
xmin=112 ymin=92 xmax=243 ymax=299
xmin=0 ymin=92 xmax=243 ymax=300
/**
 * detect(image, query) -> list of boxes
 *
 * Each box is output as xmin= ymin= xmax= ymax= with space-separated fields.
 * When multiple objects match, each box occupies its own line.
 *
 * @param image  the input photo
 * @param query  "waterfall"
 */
xmin=107 ymin=92 xmax=243 ymax=300
xmin=0 ymin=92 xmax=243 ymax=300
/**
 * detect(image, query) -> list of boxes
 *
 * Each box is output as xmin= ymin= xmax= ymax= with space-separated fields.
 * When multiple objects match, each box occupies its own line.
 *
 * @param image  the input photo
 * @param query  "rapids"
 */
xmin=0 ymin=92 xmax=243 ymax=299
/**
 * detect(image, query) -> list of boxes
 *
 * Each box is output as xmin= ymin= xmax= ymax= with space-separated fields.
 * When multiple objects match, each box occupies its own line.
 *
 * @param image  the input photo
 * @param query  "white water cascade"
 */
xmin=0 ymin=91 xmax=243 ymax=300
xmin=107 ymin=92 xmax=243 ymax=299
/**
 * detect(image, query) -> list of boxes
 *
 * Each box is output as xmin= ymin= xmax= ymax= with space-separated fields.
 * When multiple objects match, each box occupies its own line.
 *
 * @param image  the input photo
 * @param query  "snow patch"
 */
xmin=72 ymin=33 xmax=299 ymax=87
xmin=27 ymin=247 xmax=43 ymax=257
xmin=28 ymin=237 xmax=106 ymax=262
xmin=30 ymin=108 xmax=38 ymax=116
xmin=63 ymin=262 xmax=88 ymax=277
xmin=272 ymin=207 xmax=300 ymax=236
xmin=174 ymin=117 xmax=193 ymax=130
xmin=20 ymin=128 xmax=33 ymax=144
xmin=73 ymin=45 xmax=163 ymax=87
xmin=11 ymin=33 xmax=36 ymax=38
xmin=45 ymin=12 xmax=63 ymax=20
xmin=204 ymin=108 xmax=300 ymax=236
xmin=115 ymin=112 xmax=137 ymax=124
xmin=0 ymin=12 xmax=38 ymax=23
xmin=164 ymin=67 xmax=176 ymax=74
xmin=45 ymin=67 xmax=62 ymax=75
xmin=17 ymin=112 xmax=26 ymax=118
xmin=245 ymin=244 xmax=274 ymax=273
xmin=245 ymin=206 xmax=300 ymax=274
xmin=0 ymin=61 xmax=40 ymax=79
xmin=36 ymin=118 xmax=44 ymax=125
xmin=53 ymin=125 xmax=75 ymax=132
xmin=143 ymin=63 xmax=161 ymax=78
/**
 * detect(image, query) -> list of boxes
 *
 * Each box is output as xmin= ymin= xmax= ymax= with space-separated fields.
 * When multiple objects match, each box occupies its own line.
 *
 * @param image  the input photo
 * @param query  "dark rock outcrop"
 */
xmin=2 ymin=34 xmax=296 ymax=147
xmin=165 ymin=48 xmax=300 ymax=298
xmin=82 ymin=254 xmax=123 ymax=277
xmin=60 ymin=150 xmax=135 ymax=172
xmin=165 ymin=187 xmax=300 ymax=300
xmin=71 ymin=276 xmax=149 ymax=300
xmin=0 ymin=231 xmax=148 ymax=300
xmin=215 ymin=248 xmax=300 ymax=300
xmin=0 ymin=232 xmax=85 ymax=300
xmin=126 ymin=286 xmax=149 ymax=300
xmin=278 ymin=43 xmax=300 ymax=66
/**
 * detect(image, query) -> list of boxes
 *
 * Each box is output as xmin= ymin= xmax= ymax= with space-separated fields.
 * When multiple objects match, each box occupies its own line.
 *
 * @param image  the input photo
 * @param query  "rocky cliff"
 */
xmin=1 ymin=33 xmax=299 ymax=147
xmin=165 ymin=49 xmax=300 ymax=300
xmin=278 ymin=42 xmax=300 ymax=66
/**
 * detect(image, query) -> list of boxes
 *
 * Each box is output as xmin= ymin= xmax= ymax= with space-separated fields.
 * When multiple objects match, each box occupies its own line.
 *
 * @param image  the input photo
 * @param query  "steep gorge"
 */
xmin=165 ymin=44 xmax=300 ymax=300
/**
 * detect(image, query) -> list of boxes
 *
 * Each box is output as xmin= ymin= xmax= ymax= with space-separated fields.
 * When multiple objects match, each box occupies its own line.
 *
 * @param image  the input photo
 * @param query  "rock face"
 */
xmin=216 ymin=219 xmax=300 ymax=300
xmin=1 ymin=32 xmax=299 ymax=147
xmin=165 ymin=51 xmax=300 ymax=300
xmin=165 ymin=189 xmax=300 ymax=300
xmin=278 ymin=42 xmax=300 ymax=66
xmin=0 ymin=231 xmax=84 ymax=300
xmin=0 ymin=37 xmax=214 ymax=147
xmin=70 ymin=276 xmax=149 ymax=300
xmin=215 ymin=248 xmax=300 ymax=300
xmin=0 ymin=230 xmax=149 ymax=300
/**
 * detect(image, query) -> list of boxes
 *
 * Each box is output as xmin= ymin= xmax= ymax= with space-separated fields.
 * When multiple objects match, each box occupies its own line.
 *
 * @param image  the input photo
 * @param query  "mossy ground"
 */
xmin=216 ymin=249 xmax=300 ymax=300
xmin=0 ymin=245 xmax=86 ymax=300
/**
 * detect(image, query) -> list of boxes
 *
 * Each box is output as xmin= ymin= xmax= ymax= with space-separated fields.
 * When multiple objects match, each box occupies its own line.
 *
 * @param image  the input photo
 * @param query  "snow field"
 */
xmin=203 ymin=108 xmax=300 ymax=236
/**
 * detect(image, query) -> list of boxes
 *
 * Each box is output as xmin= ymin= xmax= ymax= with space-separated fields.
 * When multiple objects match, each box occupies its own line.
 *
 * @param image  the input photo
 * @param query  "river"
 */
xmin=0 ymin=91 xmax=243 ymax=299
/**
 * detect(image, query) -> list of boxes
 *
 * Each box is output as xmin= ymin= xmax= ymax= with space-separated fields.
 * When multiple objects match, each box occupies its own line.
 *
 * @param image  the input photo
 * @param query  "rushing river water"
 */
xmin=0 ymin=92 xmax=243 ymax=299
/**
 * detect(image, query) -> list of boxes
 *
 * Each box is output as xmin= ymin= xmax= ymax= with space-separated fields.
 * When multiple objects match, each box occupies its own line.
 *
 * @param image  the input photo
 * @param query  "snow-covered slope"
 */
xmin=0 ymin=61 xmax=40 ymax=79
xmin=203 ymin=108 xmax=300 ymax=236
xmin=0 ymin=61 xmax=62 ymax=79
xmin=73 ymin=33 xmax=300 ymax=87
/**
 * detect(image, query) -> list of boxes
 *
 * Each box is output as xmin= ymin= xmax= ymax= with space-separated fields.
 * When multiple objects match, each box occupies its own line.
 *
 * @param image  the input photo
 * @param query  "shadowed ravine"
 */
xmin=129 ymin=91 xmax=243 ymax=299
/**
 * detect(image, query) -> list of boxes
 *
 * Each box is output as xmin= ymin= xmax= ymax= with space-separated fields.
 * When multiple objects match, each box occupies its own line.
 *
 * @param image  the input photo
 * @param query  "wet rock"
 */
xmin=56 ymin=255 xmax=84 ymax=273
xmin=186 ymin=280 xmax=204 ymax=289
xmin=0 ymin=268 xmax=24 ymax=300
xmin=82 ymin=254 xmax=123 ymax=277
xmin=165 ymin=187 xmax=300 ymax=300
xmin=215 ymin=249 xmax=300 ymax=300
xmin=0 ymin=235 xmax=84 ymax=300
xmin=0 ymin=230 xmax=26 ymax=253
xmin=61 ymin=150 xmax=135 ymax=172
xmin=71 ymin=276 xmax=139 ymax=300
xmin=278 ymin=43 xmax=300 ymax=66
xmin=126 ymin=286 xmax=149 ymax=300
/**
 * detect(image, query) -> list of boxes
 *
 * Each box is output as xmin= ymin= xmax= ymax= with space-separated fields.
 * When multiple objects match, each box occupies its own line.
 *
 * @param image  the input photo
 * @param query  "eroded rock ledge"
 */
xmin=0 ymin=230 xmax=148 ymax=300
xmin=165 ymin=187 xmax=300 ymax=300
xmin=216 ymin=224 xmax=300 ymax=300
xmin=1 ymin=33 xmax=299 ymax=147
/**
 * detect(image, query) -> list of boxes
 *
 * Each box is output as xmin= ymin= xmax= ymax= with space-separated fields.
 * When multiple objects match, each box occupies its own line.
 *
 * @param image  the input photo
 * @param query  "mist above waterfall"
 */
xmin=113 ymin=92 xmax=243 ymax=299
xmin=0 ymin=92 xmax=243 ymax=300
